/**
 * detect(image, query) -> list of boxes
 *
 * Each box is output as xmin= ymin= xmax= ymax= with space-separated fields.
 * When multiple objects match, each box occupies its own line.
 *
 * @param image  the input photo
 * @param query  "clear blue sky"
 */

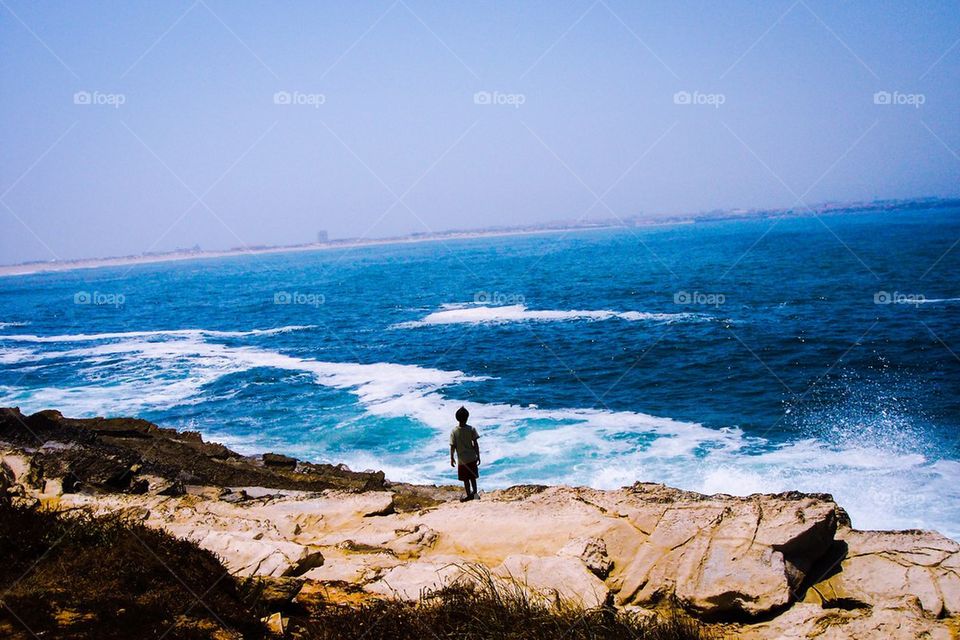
xmin=2 ymin=1 xmax=959 ymax=263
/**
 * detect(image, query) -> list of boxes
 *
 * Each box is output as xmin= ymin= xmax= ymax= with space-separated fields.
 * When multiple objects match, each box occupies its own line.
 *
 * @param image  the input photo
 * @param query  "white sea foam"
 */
xmin=916 ymin=297 xmax=960 ymax=303
xmin=0 ymin=346 xmax=43 ymax=365
xmin=0 ymin=332 xmax=482 ymax=416
xmin=697 ymin=441 xmax=957 ymax=534
xmin=1 ymin=327 xmax=957 ymax=539
xmin=393 ymin=304 xmax=716 ymax=328
xmin=0 ymin=325 xmax=316 ymax=343
xmin=0 ymin=322 xmax=29 ymax=329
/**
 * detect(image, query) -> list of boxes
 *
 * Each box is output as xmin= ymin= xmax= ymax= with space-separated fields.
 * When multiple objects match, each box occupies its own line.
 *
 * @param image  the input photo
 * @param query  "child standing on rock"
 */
xmin=450 ymin=406 xmax=480 ymax=501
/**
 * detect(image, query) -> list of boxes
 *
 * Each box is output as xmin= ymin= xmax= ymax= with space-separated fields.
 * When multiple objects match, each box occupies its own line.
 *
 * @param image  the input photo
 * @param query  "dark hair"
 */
xmin=455 ymin=406 xmax=469 ymax=423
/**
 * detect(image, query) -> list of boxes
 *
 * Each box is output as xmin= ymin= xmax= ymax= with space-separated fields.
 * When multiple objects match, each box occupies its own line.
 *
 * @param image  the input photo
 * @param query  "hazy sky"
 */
xmin=2 ymin=1 xmax=959 ymax=264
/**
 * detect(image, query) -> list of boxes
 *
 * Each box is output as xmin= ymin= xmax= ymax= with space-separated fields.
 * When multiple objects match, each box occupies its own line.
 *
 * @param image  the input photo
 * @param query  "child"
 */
xmin=449 ymin=406 xmax=480 ymax=501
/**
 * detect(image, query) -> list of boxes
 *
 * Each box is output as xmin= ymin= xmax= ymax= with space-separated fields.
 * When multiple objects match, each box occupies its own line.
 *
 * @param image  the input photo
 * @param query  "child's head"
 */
xmin=455 ymin=406 xmax=469 ymax=424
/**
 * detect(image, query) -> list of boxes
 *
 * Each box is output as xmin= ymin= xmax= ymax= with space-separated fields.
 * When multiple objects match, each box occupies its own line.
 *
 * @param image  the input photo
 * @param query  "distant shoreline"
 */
xmin=2 ymin=197 xmax=956 ymax=278
xmin=0 ymin=226 xmax=625 ymax=278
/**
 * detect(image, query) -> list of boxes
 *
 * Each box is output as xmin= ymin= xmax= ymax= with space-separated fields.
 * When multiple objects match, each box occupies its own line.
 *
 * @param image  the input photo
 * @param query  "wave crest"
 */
xmin=0 ymin=325 xmax=315 ymax=343
xmin=393 ymin=304 xmax=718 ymax=328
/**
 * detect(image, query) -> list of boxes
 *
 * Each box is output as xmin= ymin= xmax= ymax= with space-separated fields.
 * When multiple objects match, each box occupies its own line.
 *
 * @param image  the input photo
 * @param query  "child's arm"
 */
xmin=473 ymin=435 xmax=480 ymax=464
xmin=450 ymin=444 xmax=456 ymax=467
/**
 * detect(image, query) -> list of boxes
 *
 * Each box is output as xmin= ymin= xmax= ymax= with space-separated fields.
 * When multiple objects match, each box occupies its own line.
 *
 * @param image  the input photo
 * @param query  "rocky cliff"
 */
xmin=1 ymin=407 xmax=958 ymax=638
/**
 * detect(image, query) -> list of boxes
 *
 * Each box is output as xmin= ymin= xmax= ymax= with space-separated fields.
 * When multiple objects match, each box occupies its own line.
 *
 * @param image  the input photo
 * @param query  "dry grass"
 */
xmin=0 ymin=501 xmax=262 ymax=639
xmin=291 ymin=564 xmax=713 ymax=640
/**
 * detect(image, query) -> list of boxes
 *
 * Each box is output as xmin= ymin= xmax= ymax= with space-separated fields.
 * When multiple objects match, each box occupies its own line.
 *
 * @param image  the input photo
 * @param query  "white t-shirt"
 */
xmin=450 ymin=424 xmax=480 ymax=463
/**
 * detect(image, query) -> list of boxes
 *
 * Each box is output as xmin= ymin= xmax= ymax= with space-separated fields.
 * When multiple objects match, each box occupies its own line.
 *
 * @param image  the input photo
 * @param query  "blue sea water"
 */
xmin=1 ymin=207 xmax=959 ymax=538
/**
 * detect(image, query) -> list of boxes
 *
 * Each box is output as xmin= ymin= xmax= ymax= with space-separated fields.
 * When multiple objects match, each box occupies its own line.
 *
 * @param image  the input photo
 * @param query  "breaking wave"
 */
xmin=393 ymin=304 xmax=719 ymax=328
xmin=1 ymin=326 xmax=955 ymax=539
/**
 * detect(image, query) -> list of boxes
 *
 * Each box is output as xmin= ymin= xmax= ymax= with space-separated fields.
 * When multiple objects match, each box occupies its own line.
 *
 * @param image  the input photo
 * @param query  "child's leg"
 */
xmin=463 ymin=480 xmax=471 ymax=495
xmin=469 ymin=477 xmax=477 ymax=496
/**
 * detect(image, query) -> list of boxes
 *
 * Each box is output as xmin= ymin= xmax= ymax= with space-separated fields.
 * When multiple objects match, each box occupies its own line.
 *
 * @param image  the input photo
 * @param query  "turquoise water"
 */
xmin=1 ymin=207 xmax=959 ymax=537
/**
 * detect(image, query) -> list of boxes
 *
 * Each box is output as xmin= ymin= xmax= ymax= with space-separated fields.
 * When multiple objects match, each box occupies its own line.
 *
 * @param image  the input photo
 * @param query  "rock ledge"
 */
xmin=2 ymin=407 xmax=957 ymax=639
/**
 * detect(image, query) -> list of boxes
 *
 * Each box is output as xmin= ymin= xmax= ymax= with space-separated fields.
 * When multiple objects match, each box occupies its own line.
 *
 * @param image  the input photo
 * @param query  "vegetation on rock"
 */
xmin=0 ymin=502 xmax=712 ymax=640
xmin=0 ymin=501 xmax=262 ymax=639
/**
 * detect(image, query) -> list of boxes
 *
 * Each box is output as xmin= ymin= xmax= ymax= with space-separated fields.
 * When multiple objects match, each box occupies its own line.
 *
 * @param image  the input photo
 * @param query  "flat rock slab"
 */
xmin=364 ymin=558 xmax=472 ymax=600
xmin=810 ymin=528 xmax=960 ymax=618
xmin=191 ymin=530 xmax=324 ymax=578
xmin=732 ymin=601 xmax=955 ymax=640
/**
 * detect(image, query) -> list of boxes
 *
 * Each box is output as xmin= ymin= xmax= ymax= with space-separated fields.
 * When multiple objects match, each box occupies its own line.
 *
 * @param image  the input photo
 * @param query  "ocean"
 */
xmin=1 ymin=206 xmax=958 ymax=538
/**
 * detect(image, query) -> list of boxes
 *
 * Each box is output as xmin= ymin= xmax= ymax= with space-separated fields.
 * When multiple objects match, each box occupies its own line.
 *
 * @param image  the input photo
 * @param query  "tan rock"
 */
xmin=495 ymin=554 xmax=610 ymax=608
xmin=364 ymin=558 xmax=472 ymax=600
xmin=38 ymin=476 xmax=65 ymax=507
xmin=254 ymin=491 xmax=396 ymax=540
xmin=414 ymin=487 xmax=612 ymax=565
xmin=614 ymin=488 xmax=839 ymax=617
xmin=811 ymin=528 xmax=960 ymax=617
xmin=733 ymin=601 xmax=954 ymax=640
xmin=262 ymin=612 xmax=285 ymax=635
xmin=302 ymin=552 xmax=402 ymax=584
xmin=192 ymin=531 xmax=324 ymax=577
xmin=24 ymin=470 xmax=960 ymax=638
xmin=385 ymin=524 xmax=438 ymax=557
xmin=559 ymin=536 xmax=613 ymax=578
xmin=677 ymin=534 xmax=791 ymax=615
xmin=1 ymin=452 xmax=31 ymax=485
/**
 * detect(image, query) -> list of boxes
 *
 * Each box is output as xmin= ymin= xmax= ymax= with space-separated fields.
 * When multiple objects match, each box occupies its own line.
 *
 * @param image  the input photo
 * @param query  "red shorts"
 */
xmin=457 ymin=461 xmax=479 ymax=481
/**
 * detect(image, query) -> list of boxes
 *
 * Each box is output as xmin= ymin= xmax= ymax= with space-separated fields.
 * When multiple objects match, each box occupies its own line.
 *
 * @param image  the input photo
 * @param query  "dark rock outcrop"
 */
xmin=255 ymin=576 xmax=305 ymax=610
xmin=262 ymin=452 xmax=297 ymax=468
xmin=0 ymin=407 xmax=388 ymax=495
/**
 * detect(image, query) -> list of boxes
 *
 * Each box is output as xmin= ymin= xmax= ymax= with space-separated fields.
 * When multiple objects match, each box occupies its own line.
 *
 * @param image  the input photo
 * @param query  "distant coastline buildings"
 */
xmin=3 ymin=197 xmax=957 ymax=272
